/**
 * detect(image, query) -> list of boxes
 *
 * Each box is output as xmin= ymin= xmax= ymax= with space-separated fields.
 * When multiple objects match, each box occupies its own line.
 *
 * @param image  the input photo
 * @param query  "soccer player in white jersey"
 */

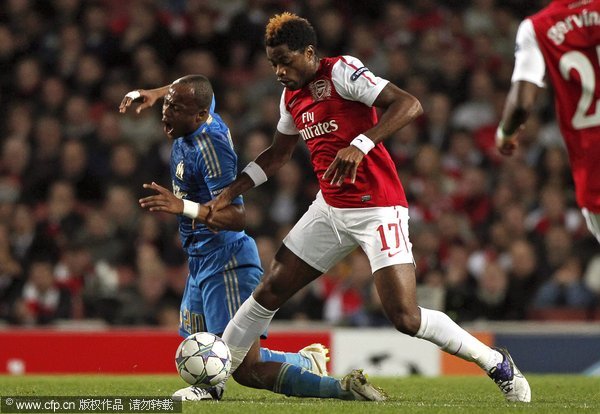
xmin=497 ymin=0 xmax=600 ymax=243
xmin=206 ymin=13 xmax=531 ymax=402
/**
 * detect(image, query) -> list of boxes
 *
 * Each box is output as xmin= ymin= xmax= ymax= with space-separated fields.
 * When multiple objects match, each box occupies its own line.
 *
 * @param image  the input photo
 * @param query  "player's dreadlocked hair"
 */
xmin=174 ymin=75 xmax=213 ymax=110
xmin=265 ymin=12 xmax=317 ymax=52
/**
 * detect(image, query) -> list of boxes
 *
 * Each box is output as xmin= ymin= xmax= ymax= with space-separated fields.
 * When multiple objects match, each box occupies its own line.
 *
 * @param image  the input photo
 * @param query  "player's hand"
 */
xmin=322 ymin=145 xmax=364 ymax=186
xmin=119 ymin=89 xmax=160 ymax=114
xmin=495 ymin=125 xmax=523 ymax=156
xmin=203 ymin=189 xmax=235 ymax=231
xmin=139 ymin=182 xmax=183 ymax=215
xmin=205 ymin=189 xmax=235 ymax=214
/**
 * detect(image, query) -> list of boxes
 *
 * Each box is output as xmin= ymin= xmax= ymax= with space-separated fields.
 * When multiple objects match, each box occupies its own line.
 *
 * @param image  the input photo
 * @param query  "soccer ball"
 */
xmin=175 ymin=332 xmax=232 ymax=388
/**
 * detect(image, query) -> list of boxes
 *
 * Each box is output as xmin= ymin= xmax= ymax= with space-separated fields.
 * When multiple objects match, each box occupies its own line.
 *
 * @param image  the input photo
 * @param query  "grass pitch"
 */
xmin=1 ymin=374 xmax=598 ymax=413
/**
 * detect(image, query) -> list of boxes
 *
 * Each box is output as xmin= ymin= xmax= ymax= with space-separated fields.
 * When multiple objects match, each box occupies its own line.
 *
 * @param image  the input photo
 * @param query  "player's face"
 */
xmin=162 ymin=84 xmax=206 ymax=140
xmin=266 ymin=44 xmax=317 ymax=90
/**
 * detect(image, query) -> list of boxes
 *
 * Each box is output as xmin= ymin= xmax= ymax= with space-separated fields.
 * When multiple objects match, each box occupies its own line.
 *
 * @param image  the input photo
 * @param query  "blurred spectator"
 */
xmin=103 ymin=185 xmax=140 ymax=250
xmin=1 ymin=136 xmax=30 ymax=199
xmin=39 ymin=77 xmax=69 ymax=117
xmin=269 ymin=159 xmax=311 ymax=227
xmin=451 ymin=167 xmax=491 ymax=237
xmin=114 ymin=244 xmax=179 ymax=325
xmin=537 ymin=146 xmax=574 ymax=191
xmin=463 ymin=0 xmax=495 ymax=36
xmin=533 ymin=257 xmax=596 ymax=310
xmin=59 ymin=139 xmax=103 ymax=202
xmin=81 ymin=2 xmax=120 ymax=65
xmin=504 ymin=239 xmax=540 ymax=320
xmin=107 ymin=142 xmax=148 ymax=199
xmin=0 ymin=223 xmax=23 ymax=320
xmin=117 ymin=0 xmax=176 ymax=64
xmin=526 ymin=185 xmax=585 ymax=240
xmin=14 ymin=57 xmax=42 ymax=100
xmin=77 ymin=209 xmax=122 ymax=264
xmin=451 ymin=69 xmax=496 ymax=131
xmin=35 ymin=181 xmax=84 ymax=257
xmin=379 ymin=1 xmax=413 ymax=50
xmin=10 ymin=204 xmax=38 ymax=264
xmin=443 ymin=244 xmax=477 ymax=322
xmin=14 ymin=258 xmax=72 ymax=325
xmin=6 ymin=102 xmax=33 ymax=139
xmin=422 ymin=93 xmax=453 ymax=150
xmin=473 ymin=261 xmax=509 ymax=320
xmin=25 ymin=115 xmax=63 ymax=203
xmin=539 ymin=226 xmax=575 ymax=278
xmin=347 ymin=21 xmax=388 ymax=75
xmin=321 ymin=251 xmax=372 ymax=326
xmin=313 ymin=7 xmax=348 ymax=56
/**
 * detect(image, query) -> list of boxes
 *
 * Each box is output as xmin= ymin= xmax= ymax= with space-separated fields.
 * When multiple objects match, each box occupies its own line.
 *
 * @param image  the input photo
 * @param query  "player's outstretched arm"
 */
xmin=496 ymin=80 xmax=540 ymax=156
xmin=119 ymin=84 xmax=171 ymax=114
xmin=139 ymin=182 xmax=245 ymax=231
xmin=205 ymin=131 xmax=299 ymax=216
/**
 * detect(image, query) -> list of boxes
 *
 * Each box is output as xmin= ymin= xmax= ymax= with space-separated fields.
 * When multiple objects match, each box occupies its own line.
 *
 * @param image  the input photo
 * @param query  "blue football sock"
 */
xmin=272 ymin=363 xmax=353 ymax=399
xmin=259 ymin=347 xmax=312 ymax=370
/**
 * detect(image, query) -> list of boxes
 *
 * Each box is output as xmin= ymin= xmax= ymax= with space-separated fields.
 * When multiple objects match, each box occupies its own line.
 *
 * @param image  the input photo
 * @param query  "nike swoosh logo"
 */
xmin=388 ymin=250 xmax=402 ymax=257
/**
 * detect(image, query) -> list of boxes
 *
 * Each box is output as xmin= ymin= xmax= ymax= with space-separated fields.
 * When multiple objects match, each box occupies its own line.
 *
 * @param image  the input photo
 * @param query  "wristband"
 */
xmin=125 ymin=90 xmax=141 ymax=100
xmin=350 ymin=134 xmax=375 ymax=155
xmin=495 ymin=123 xmax=508 ymax=139
xmin=242 ymin=161 xmax=268 ymax=187
xmin=182 ymin=199 xmax=199 ymax=219
xmin=495 ymin=123 xmax=515 ymax=146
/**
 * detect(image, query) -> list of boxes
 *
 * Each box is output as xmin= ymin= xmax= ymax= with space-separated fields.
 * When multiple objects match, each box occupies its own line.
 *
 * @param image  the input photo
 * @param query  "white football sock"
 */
xmin=416 ymin=307 xmax=502 ymax=371
xmin=222 ymin=295 xmax=277 ymax=373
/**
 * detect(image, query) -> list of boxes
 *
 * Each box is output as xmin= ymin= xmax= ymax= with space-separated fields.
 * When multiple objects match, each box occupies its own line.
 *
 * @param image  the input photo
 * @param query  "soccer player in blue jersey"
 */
xmin=120 ymin=75 xmax=383 ymax=401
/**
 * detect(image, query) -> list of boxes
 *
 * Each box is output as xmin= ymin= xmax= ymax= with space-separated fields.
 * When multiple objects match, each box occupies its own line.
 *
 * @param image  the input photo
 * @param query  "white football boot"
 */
xmin=487 ymin=347 xmax=531 ymax=402
xmin=171 ymin=383 xmax=224 ymax=402
xmin=340 ymin=369 xmax=387 ymax=401
xmin=299 ymin=343 xmax=330 ymax=376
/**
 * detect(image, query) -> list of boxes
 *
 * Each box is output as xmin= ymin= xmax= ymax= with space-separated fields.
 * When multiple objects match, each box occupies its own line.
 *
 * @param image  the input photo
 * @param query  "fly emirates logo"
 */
xmin=299 ymin=111 xmax=338 ymax=141
xmin=300 ymin=112 xmax=339 ymax=141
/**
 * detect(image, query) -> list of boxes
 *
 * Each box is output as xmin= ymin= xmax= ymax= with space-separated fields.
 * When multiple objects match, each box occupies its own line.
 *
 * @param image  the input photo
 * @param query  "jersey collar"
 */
xmin=184 ymin=114 xmax=214 ymax=140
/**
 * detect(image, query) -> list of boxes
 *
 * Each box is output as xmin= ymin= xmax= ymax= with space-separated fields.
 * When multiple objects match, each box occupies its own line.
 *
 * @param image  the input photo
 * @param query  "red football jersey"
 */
xmin=276 ymin=55 xmax=408 ymax=208
xmin=516 ymin=0 xmax=600 ymax=212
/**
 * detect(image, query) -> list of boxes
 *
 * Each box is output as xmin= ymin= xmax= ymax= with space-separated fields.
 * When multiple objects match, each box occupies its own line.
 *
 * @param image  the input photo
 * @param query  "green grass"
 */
xmin=1 ymin=375 xmax=598 ymax=413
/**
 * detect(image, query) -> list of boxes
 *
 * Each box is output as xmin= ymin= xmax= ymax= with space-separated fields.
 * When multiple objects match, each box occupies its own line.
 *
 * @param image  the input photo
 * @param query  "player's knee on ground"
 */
xmin=231 ymin=360 xmax=272 ymax=390
xmin=388 ymin=309 xmax=420 ymax=336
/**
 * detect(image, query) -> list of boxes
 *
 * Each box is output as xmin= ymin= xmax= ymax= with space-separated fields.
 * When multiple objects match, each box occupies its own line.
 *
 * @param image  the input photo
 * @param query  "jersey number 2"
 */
xmin=559 ymin=46 xmax=600 ymax=129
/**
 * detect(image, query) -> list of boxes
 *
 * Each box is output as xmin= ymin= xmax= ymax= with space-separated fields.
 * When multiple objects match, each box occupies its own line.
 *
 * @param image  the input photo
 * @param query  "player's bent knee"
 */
xmin=389 ymin=311 xmax=420 ymax=336
xmin=232 ymin=363 xmax=269 ymax=390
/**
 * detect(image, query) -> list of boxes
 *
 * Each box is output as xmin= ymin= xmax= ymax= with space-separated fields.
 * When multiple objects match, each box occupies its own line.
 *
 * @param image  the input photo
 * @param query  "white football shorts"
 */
xmin=283 ymin=192 xmax=414 ymax=274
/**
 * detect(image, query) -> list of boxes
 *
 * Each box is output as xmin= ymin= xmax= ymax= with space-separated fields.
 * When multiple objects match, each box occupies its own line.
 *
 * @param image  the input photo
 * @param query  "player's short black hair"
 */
xmin=265 ymin=12 xmax=317 ymax=52
xmin=174 ymin=75 xmax=213 ymax=110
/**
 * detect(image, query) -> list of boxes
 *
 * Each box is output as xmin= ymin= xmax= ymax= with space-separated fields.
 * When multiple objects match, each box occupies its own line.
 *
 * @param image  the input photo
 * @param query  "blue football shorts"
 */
xmin=179 ymin=234 xmax=263 ymax=338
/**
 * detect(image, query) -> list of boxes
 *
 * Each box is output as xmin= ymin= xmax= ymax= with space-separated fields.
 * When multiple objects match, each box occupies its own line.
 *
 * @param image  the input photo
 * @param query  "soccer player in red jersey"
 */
xmin=208 ymin=13 xmax=531 ymax=402
xmin=497 ymin=0 xmax=600 ymax=243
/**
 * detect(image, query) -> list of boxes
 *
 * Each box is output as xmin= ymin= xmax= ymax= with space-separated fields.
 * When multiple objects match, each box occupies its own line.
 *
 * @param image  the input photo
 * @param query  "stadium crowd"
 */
xmin=0 ymin=0 xmax=599 ymax=329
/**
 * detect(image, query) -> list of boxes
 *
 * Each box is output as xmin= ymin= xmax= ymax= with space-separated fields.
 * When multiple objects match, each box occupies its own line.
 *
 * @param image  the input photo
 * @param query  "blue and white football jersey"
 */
xmin=170 ymin=112 xmax=245 ymax=256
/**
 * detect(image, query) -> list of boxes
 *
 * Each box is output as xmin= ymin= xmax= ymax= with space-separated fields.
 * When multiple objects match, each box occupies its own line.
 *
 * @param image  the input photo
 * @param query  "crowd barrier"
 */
xmin=1 ymin=322 xmax=599 ymax=376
